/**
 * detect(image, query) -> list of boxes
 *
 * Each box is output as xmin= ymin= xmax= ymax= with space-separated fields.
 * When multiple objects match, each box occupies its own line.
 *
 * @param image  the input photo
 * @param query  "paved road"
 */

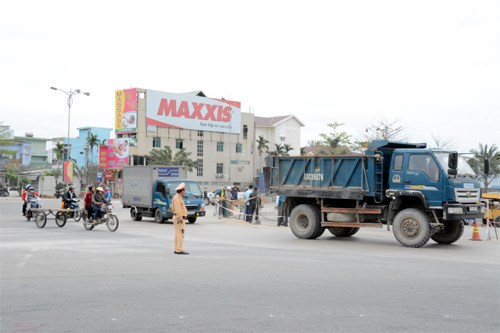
xmin=1 ymin=197 xmax=499 ymax=333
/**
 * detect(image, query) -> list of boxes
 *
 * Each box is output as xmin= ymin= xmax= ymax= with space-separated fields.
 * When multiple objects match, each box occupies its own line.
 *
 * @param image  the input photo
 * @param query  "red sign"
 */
xmin=99 ymin=139 xmax=129 ymax=169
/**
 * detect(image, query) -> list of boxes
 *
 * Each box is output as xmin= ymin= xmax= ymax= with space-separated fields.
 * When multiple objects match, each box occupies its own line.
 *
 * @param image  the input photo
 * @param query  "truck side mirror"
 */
xmin=484 ymin=159 xmax=490 ymax=175
xmin=448 ymin=152 xmax=458 ymax=170
xmin=447 ymin=168 xmax=457 ymax=177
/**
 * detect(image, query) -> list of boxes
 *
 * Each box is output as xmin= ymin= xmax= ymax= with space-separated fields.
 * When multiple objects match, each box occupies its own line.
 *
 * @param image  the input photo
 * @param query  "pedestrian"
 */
xmin=246 ymin=186 xmax=258 ymax=223
xmin=105 ymin=186 xmax=112 ymax=201
xmin=230 ymin=186 xmax=239 ymax=200
xmin=172 ymin=182 xmax=189 ymax=255
xmin=244 ymin=184 xmax=254 ymax=222
xmin=276 ymin=195 xmax=287 ymax=226
xmin=225 ymin=186 xmax=233 ymax=216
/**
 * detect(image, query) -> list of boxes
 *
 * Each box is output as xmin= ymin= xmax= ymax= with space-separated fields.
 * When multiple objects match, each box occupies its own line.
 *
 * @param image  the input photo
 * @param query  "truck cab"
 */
xmin=153 ymin=179 xmax=206 ymax=223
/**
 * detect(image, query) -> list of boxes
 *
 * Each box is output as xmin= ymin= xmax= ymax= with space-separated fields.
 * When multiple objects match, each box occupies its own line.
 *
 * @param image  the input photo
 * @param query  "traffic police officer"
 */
xmin=172 ymin=182 xmax=189 ymax=255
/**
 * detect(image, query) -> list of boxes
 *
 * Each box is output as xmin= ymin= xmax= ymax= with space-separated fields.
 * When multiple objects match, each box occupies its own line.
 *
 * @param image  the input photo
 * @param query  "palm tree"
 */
xmin=283 ymin=144 xmax=294 ymax=156
xmin=256 ymin=135 xmax=269 ymax=171
xmin=53 ymin=142 xmax=65 ymax=168
xmin=86 ymin=133 xmax=100 ymax=165
xmin=468 ymin=144 xmax=500 ymax=193
xmin=271 ymin=143 xmax=286 ymax=156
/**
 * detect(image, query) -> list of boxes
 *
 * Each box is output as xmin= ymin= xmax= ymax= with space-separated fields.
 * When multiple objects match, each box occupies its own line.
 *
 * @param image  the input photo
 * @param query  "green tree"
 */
xmin=270 ymin=143 xmax=286 ymax=156
xmin=148 ymin=146 xmax=197 ymax=171
xmin=319 ymin=122 xmax=351 ymax=154
xmin=283 ymin=144 xmax=294 ymax=156
xmin=86 ymin=132 xmax=100 ymax=164
xmin=53 ymin=142 xmax=65 ymax=169
xmin=468 ymin=144 xmax=500 ymax=193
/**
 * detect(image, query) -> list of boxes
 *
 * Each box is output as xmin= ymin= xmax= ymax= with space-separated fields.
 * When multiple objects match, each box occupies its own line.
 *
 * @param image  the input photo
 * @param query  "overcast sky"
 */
xmin=1 ymin=0 xmax=498 ymax=153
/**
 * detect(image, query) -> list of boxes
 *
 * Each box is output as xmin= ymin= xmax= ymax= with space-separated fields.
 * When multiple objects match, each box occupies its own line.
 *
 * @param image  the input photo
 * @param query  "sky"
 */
xmin=1 ymin=0 xmax=498 ymax=154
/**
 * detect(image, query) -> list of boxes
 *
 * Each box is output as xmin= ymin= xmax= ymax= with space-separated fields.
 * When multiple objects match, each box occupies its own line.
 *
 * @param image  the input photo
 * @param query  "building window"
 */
xmin=236 ymin=143 xmax=242 ymax=153
xmin=152 ymin=137 xmax=161 ymax=148
xmin=216 ymin=163 xmax=224 ymax=174
xmin=197 ymin=159 xmax=203 ymax=177
xmin=176 ymin=139 xmax=183 ymax=149
xmin=243 ymin=125 xmax=248 ymax=139
xmin=197 ymin=140 xmax=204 ymax=157
xmin=197 ymin=130 xmax=204 ymax=137
xmin=217 ymin=141 xmax=224 ymax=152
xmin=280 ymin=136 xmax=286 ymax=142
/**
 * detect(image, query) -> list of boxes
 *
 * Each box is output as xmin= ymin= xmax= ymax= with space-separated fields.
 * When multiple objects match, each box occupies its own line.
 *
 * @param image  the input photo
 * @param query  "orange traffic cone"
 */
xmin=470 ymin=222 xmax=482 ymax=241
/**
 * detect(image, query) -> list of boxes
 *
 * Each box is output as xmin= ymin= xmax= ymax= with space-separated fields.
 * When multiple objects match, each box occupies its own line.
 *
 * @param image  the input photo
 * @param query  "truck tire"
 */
xmin=289 ymin=204 xmax=322 ymax=239
xmin=188 ymin=217 xmax=197 ymax=224
xmin=130 ymin=207 xmax=142 ymax=221
xmin=328 ymin=227 xmax=358 ymax=237
xmin=431 ymin=220 xmax=464 ymax=244
xmin=154 ymin=209 xmax=165 ymax=223
xmin=392 ymin=208 xmax=431 ymax=248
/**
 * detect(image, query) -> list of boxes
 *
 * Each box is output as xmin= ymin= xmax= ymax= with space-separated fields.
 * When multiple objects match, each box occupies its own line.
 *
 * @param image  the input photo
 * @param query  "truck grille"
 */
xmin=454 ymin=188 xmax=480 ymax=203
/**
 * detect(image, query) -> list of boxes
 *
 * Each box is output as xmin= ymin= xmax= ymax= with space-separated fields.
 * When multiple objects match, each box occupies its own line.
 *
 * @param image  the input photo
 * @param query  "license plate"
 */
xmin=188 ymin=211 xmax=195 ymax=215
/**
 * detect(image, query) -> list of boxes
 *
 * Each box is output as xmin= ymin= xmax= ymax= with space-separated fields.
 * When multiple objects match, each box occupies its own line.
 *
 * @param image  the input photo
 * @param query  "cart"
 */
xmin=29 ymin=208 xmax=83 ymax=228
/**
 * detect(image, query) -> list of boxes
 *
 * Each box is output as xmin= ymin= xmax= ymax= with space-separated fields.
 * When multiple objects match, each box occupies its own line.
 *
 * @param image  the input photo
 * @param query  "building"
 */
xmin=66 ymin=127 xmax=112 ymax=168
xmin=14 ymin=133 xmax=51 ymax=167
xmin=114 ymin=88 xmax=303 ymax=191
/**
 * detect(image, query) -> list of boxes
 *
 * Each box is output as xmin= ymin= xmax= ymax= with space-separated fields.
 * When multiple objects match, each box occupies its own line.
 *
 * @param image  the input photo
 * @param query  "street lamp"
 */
xmin=50 ymin=87 xmax=90 ymax=160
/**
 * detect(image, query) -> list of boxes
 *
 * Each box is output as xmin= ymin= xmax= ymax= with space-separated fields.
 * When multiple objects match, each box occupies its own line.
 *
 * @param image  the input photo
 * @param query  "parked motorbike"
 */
xmin=25 ymin=197 xmax=42 ymax=221
xmin=0 ymin=187 xmax=9 ymax=197
xmin=82 ymin=204 xmax=119 ymax=232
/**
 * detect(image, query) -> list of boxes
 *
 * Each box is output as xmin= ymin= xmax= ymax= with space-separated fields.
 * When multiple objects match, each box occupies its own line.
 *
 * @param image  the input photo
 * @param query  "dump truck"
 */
xmin=122 ymin=166 xmax=206 ymax=223
xmin=266 ymin=140 xmax=484 ymax=248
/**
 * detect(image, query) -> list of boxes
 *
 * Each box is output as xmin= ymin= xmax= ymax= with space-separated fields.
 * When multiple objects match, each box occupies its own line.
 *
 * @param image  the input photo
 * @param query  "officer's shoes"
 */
xmin=174 ymin=251 xmax=189 ymax=255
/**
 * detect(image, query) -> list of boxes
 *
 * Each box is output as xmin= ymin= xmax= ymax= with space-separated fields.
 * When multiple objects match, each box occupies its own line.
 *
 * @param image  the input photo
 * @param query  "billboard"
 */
xmin=115 ymin=88 xmax=137 ymax=134
xmin=146 ymin=90 xmax=241 ymax=134
xmin=99 ymin=139 xmax=130 ymax=169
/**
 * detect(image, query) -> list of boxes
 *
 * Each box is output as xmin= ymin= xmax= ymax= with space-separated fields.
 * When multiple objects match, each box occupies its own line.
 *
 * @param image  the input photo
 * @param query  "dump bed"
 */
xmin=267 ymin=154 xmax=382 ymax=201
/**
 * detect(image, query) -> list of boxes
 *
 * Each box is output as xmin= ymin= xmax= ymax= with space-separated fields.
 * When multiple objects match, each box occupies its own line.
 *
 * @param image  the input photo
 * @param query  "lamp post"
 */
xmin=50 ymin=87 xmax=90 ymax=161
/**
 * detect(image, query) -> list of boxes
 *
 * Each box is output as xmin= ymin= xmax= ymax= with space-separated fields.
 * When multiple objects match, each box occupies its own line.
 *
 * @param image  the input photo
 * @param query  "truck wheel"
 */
xmin=328 ymin=227 xmax=357 ymax=237
xmin=431 ymin=220 xmax=464 ymax=244
xmin=130 ymin=207 xmax=142 ymax=221
xmin=154 ymin=209 xmax=165 ymax=223
xmin=393 ymin=208 xmax=431 ymax=248
xmin=349 ymin=228 xmax=360 ymax=236
xmin=289 ymin=204 xmax=322 ymax=239
xmin=188 ymin=217 xmax=197 ymax=224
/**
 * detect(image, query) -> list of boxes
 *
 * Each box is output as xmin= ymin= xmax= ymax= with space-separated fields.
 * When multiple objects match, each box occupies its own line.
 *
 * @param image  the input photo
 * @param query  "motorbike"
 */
xmin=55 ymin=197 xmax=82 ymax=223
xmin=0 ymin=187 xmax=9 ymax=197
xmin=82 ymin=204 xmax=119 ymax=232
xmin=25 ymin=197 xmax=42 ymax=221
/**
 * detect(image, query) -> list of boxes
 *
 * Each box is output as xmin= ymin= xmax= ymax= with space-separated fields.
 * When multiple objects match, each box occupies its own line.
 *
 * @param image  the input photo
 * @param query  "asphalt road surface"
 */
xmin=1 ymin=197 xmax=499 ymax=333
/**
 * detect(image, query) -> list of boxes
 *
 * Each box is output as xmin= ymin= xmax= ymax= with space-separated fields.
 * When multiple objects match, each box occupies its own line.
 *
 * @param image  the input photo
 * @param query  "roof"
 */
xmin=255 ymin=115 xmax=305 ymax=127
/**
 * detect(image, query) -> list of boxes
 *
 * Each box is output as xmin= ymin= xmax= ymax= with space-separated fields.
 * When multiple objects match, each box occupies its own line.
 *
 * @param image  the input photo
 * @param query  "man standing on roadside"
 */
xmin=172 ymin=182 xmax=189 ymax=255
xmin=244 ymin=184 xmax=254 ymax=222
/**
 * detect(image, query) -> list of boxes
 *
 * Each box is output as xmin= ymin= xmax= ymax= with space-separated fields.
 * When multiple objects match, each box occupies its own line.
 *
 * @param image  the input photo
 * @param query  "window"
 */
xmin=217 ymin=141 xmax=224 ymax=152
xmin=409 ymin=155 xmax=439 ymax=182
xmin=243 ymin=125 xmax=248 ymax=139
xmin=197 ymin=159 xmax=203 ymax=177
xmin=280 ymin=136 xmax=286 ymax=142
xmin=394 ymin=155 xmax=403 ymax=171
xmin=156 ymin=181 xmax=166 ymax=197
xmin=216 ymin=163 xmax=224 ymax=174
xmin=236 ymin=143 xmax=242 ymax=153
xmin=152 ymin=136 xmax=161 ymax=148
xmin=175 ymin=139 xmax=183 ymax=149
xmin=197 ymin=130 xmax=204 ymax=137
xmin=197 ymin=140 xmax=204 ymax=157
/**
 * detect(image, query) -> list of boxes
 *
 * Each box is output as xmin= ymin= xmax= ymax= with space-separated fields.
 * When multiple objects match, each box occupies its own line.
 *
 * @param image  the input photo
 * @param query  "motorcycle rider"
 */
xmin=63 ymin=185 xmax=78 ymax=209
xmin=21 ymin=184 xmax=31 ymax=216
xmin=84 ymin=185 xmax=95 ymax=218
xmin=91 ymin=186 xmax=109 ymax=221
xmin=24 ymin=186 xmax=40 ymax=215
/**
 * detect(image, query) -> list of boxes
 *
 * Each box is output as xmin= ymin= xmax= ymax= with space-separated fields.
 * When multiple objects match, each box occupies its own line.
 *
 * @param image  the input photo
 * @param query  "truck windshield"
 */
xmin=166 ymin=181 xmax=203 ymax=197
xmin=434 ymin=152 xmax=476 ymax=177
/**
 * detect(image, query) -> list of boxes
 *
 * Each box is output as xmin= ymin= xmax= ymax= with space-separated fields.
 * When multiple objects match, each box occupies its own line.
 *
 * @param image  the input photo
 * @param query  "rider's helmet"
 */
xmin=25 ymin=184 xmax=31 ymax=190
xmin=28 ymin=186 xmax=34 ymax=192
xmin=69 ymin=185 xmax=74 ymax=191
xmin=96 ymin=187 xmax=104 ymax=192
xmin=88 ymin=184 xmax=94 ymax=190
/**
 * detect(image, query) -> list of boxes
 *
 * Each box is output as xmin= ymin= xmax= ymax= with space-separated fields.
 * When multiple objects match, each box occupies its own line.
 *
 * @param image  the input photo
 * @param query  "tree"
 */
xmin=319 ymin=122 xmax=351 ymax=154
xmin=356 ymin=118 xmax=407 ymax=150
xmin=256 ymin=135 xmax=270 ymax=170
xmin=467 ymin=144 xmax=500 ymax=193
xmin=270 ymin=144 xmax=286 ymax=156
xmin=148 ymin=146 xmax=197 ymax=171
xmin=53 ymin=142 xmax=65 ymax=169
xmin=430 ymin=135 xmax=454 ymax=150
xmin=283 ymin=144 xmax=294 ymax=156
xmin=86 ymin=132 xmax=100 ymax=164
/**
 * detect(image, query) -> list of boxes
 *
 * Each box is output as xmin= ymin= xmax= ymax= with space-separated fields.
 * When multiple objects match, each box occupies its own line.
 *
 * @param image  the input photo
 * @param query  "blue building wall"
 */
xmin=69 ymin=127 xmax=112 ymax=168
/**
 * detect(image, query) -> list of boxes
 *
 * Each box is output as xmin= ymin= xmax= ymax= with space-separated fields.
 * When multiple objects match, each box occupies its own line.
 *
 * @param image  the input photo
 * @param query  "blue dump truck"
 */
xmin=122 ymin=166 xmax=205 ymax=223
xmin=266 ymin=140 xmax=484 ymax=247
